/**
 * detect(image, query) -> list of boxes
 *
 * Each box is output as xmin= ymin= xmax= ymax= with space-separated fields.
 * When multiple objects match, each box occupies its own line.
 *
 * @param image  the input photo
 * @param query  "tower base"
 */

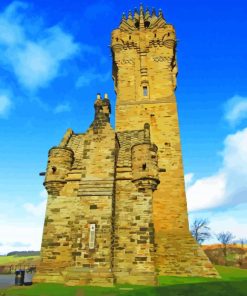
xmin=155 ymin=231 xmax=219 ymax=278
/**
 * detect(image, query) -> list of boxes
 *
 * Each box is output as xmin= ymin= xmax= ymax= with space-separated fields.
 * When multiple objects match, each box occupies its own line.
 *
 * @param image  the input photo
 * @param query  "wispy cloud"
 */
xmin=76 ymin=70 xmax=111 ymax=88
xmin=186 ymin=127 xmax=247 ymax=211
xmin=0 ymin=92 xmax=12 ymax=118
xmin=0 ymin=1 xmax=80 ymax=91
xmin=54 ymin=102 xmax=71 ymax=114
xmin=184 ymin=173 xmax=194 ymax=188
xmin=224 ymin=95 xmax=247 ymax=126
xmin=23 ymin=189 xmax=47 ymax=217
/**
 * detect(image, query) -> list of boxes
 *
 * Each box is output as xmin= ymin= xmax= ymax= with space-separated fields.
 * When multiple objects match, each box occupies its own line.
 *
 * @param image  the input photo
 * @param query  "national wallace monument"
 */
xmin=35 ymin=6 xmax=218 ymax=286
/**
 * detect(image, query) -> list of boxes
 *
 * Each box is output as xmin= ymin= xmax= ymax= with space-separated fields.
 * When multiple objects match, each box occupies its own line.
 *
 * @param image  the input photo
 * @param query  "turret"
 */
xmin=131 ymin=124 xmax=159 ymax=190
xmin=44 ymin=147 xmax=74 ymax=195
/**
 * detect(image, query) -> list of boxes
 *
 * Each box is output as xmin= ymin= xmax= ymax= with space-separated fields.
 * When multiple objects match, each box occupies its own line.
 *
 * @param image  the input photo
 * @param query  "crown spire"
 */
xmin=139 ymin=4 xmax=144 ymax=29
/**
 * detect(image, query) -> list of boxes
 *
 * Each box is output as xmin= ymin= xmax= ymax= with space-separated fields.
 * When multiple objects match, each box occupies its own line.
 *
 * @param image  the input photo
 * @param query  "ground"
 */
xmin=0 ymin=265 xmax=246 ymax=296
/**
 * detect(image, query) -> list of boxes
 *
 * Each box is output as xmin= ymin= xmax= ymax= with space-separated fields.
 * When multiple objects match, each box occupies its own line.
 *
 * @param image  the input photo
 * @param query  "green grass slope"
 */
xmin=0 ymin=265 xmax=247 ymax=296
xmin=0 ymin=256 xmax=39 ymax=265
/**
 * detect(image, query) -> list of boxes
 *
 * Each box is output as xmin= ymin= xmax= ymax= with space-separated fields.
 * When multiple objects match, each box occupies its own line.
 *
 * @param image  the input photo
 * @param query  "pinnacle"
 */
xmin=120 ymin=5 xmax=165 ymax=30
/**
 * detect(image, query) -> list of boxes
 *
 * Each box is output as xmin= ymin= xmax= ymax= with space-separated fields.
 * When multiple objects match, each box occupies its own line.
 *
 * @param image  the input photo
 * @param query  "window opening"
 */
xmin=143 ymin=86 xmax=148 ymax=96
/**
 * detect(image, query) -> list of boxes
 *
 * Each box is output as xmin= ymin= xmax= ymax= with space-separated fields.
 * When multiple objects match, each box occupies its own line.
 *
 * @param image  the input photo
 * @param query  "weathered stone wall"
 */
xmin=35 ymin=95 xmax=116 ymax=286
xmin=114 ymin=127 xmax=159 ymax=285
xmin=111 ymin=8 xmax=218 ymax=278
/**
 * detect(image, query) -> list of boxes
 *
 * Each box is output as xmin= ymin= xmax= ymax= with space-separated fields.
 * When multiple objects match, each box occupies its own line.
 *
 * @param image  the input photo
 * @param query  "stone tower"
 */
xmin=34 ymin=6 xmax=218 ymax=286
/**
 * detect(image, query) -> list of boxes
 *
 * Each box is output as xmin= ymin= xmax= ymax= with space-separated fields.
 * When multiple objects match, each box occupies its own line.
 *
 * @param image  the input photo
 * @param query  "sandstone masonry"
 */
xmin=34 ymin=6 xmax=219 ymax=286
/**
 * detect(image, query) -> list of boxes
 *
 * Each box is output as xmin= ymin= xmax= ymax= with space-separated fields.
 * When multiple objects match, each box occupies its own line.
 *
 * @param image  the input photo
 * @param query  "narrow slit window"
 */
xmin=143 ymin=86 xmax=148 ymax=96
xmin=89 ymin=224 xmax=95 ymax=249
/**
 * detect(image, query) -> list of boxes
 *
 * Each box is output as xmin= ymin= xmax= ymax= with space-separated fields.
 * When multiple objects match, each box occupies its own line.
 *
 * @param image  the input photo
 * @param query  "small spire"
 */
xmin=122 ymin=12 xmax=126 ymax=20
xmin=134 ymin=7 xmax=138 ymax=18
xmin=139 ymin=4 xmax=144 ymax=29
xmin=145 ymin=7 xmax=150 ymax=18
xmin=94 ymin=93 xmax=102 ymax=106
xmin=152 ymin=7 xmax=156 ymax=16
xmin=159 ymin=8 xmax=163 ymax=17
xmin=140 ymin=3 xmax=144 ymax=15
xmin=128 ymin=10 xmax=132 ymax=19
xmin=104 ymin=93 xmax=108 ymax=99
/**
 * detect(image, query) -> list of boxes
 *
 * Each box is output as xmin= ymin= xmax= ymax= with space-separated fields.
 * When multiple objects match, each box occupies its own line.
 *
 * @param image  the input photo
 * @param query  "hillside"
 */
xmin=203 ymin=244 xmax=247 ymax=268
xmin=0 ymin=255 xmax=40 ymax=273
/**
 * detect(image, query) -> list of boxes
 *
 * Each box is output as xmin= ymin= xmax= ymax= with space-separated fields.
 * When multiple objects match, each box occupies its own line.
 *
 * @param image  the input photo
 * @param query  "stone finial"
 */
xmin=159 ymin=8 xmax=163 ymax=17
xmin=92 ymin=92 xmax=111 ymax=126
xmin=139 ymin=4 xmax=144 ymax=29
xmin=134 ymin=7 xmax=138 ymax=18
xmin=152 ymin=7 xmax=156 ymax=16
xmin=95 ymin=93 xmax=102 ymax=105
xmin=145 ymin=7 xmax=150 ymax=18
xmin=122 ymin=12 xmax=127 ymax=20
xmin=140 ymin=3 xmax=144 ymax=14
xmin=128 ymin=10 xmax=132 ymax=19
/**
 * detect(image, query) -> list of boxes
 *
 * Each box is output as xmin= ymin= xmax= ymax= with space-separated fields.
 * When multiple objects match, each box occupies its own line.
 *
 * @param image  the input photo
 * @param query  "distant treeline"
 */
xmin=7 ymin=251 xmax=40 ymax=257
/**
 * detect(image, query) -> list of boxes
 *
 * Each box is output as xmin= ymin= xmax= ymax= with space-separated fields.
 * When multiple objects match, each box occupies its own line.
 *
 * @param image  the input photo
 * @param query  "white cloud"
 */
xmin=0 ymin=2 xmax=80 ymax=91
xmin=39 ymin=189 xmax=47 ymax=199
xmin=76 ymin=70 xmax=111 ymax=88
xmin=0 ymin=93 xmax=12 ymax=117
xmin=0 ymin=223 xmax=43 ymax=254
xmin=224 ymin=95 xmax=247 ymax=126
xmin=23 ymin=189 xmax=47 ymax=217
xmin=54 ymin=102 xmax=71 ymax=114
xmin=0 ymin=189 xmax=47 ymax=254
xmin=187 ymin=173 xmax=226 ymax=211
xmin=23 ymin=200 xmax=47 ymax=217
xmin=184 ymin=173 xmax=194 ymax=188
xmin=186 ymin=127 xmax=247 ymax=211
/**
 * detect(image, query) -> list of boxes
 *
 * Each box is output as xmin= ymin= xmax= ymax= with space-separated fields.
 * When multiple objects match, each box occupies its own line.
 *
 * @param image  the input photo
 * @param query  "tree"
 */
xmin=190 ymin=218 xmax=211 ymax=244
xmin=216 ymin=231 xmax=235 ymax=258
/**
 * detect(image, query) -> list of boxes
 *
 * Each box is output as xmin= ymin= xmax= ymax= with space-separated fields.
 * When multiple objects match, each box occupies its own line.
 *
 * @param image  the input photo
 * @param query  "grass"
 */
xmin=0 ymin=256 xmax=39 ymax=265
xmin=0 ymin=265 xmax=247 ymax=296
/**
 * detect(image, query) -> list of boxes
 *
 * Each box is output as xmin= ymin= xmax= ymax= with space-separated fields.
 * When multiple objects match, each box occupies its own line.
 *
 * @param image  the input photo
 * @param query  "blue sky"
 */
xmin=0 ymin=0 xmax=247 ymax=254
